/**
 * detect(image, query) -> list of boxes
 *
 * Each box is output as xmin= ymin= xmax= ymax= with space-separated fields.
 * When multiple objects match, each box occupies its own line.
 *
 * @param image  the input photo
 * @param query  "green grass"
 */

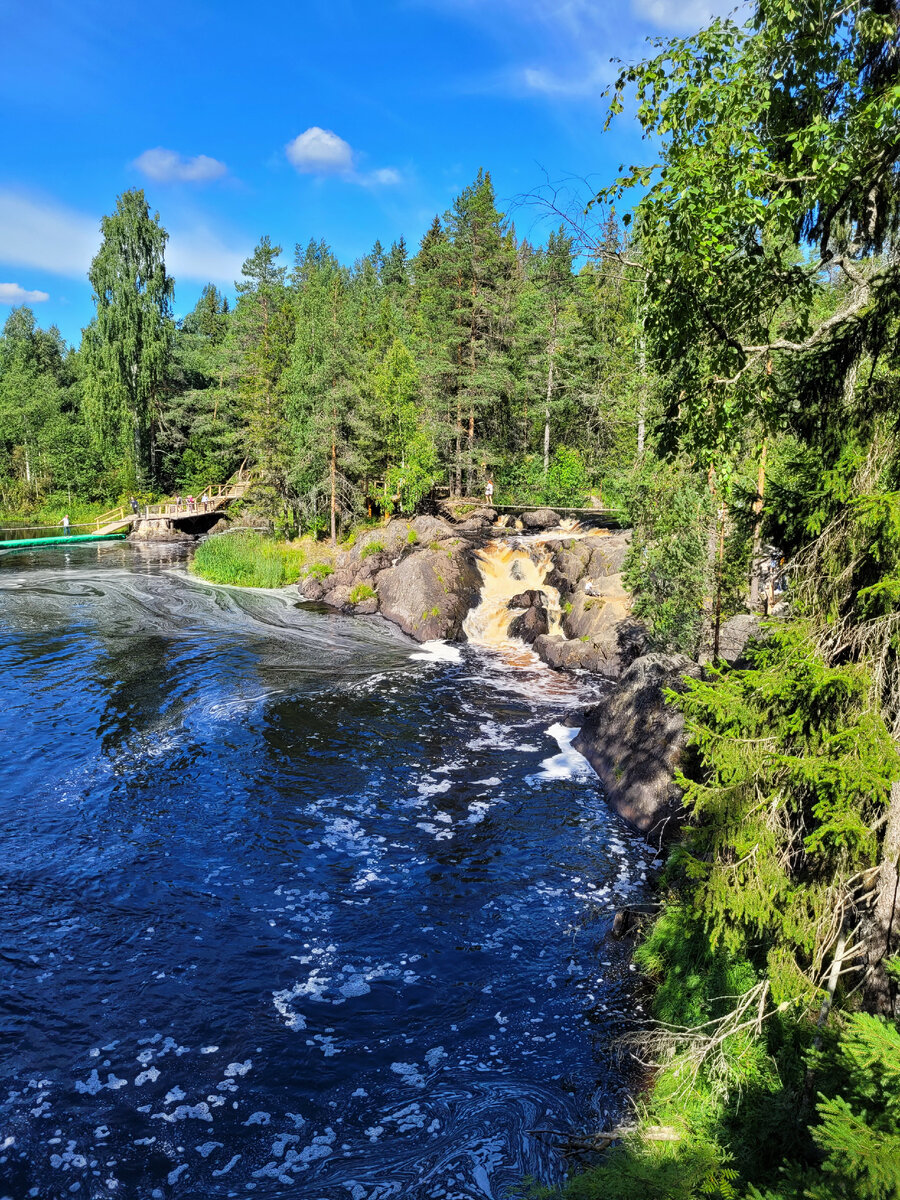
xmin=360 ymin=540 xmax=385 ymax=559
xmin=407 ymin=528 xmax=419 ymax=545
xmin=305 ymin=561 xmax=334 ymax=581
xmin=191 ymin=533 xmax=307 ymax=588
xmin=349 ymin=583 xmax=377 ymax=604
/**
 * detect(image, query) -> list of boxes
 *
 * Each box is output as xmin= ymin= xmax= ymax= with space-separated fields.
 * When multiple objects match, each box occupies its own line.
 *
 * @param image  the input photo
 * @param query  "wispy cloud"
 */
xmin=0 ymin=189 xmax=248 ymax=286
xmin=631 ymin=0 xmax=742 ymax=32
xmin=285 ymin=127 xmax=403 ymax=187
xmin=133 ymin=147 xmax=228 ymax=184
xmin=0 ymin=281 xmax=49 ymax=305
xmin=424 ymin=0 xmax=738 ymax=101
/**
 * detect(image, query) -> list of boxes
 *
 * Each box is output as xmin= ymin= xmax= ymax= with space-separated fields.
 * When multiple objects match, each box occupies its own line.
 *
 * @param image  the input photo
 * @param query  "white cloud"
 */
xmin=0 ymin=282 xmax=50 ymax=305
xmin=0 ymin=189 xmax=247 ymax=285
xmin=0 ymin=191 xmax=98 ymax=278
xmin=630 ymin=0 xmax=742 ymax=32
xmin=522 ymin=57 xmax=612 ymax=96
xmin=365 ymin=167 xmax=403 ymax=187
xmin=286 ymin=127 xmax=354 ymax=175
xmin=285 ymin=128 xmax=403 ymax=187
xmin=133 ymin=147 xmax=228 ymax=184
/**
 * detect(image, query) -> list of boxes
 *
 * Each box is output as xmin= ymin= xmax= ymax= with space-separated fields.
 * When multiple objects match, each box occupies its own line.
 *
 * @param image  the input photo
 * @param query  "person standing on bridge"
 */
xmin=61 ymin=514 xmax=71 ymax=537
xmin=201 ymin=491 xmax=209 ymax=512
xmin=129 ymin=496 xmax=139 ymax=516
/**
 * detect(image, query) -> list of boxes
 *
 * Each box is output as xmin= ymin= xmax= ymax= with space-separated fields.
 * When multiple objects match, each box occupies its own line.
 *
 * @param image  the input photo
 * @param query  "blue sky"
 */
xmin=1 ymin=0 xmax=734 ymax=346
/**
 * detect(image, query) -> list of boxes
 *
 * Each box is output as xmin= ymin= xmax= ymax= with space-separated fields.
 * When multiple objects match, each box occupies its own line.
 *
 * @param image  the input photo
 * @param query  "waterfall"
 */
xmin=463 ymin=538 xmax=563 ymax=654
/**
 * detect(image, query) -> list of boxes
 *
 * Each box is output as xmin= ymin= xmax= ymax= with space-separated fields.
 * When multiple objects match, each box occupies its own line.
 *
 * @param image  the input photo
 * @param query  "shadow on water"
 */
xmin=0 ymin=543 xmax=650 ymax=1199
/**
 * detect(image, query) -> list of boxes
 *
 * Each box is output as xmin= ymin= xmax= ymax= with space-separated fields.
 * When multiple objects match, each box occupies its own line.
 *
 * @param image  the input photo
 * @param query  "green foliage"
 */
xmin=82 ymin=190 xmax=174 ymax=486
xmin=672 ymin=625 xmax=898 ymax=981
xmin=304 ymin=561 xmax=334 ymax=581
xmin=622 ymin=459 xmax=715 ymax=655
xmin=806 ymin=1015 xmax=900 ymax=1200
xmin=406 ymin=528 xmax=418 ymax=545
xmin=360 ymin=540 xmax=385 ymax=559
xmin=544 ymin=446 xmax=590 ymax=508
xmin=348 ymin=583 xmax=376 ymax=604
xmin=191 ymin=533 xmax=306 ymax=588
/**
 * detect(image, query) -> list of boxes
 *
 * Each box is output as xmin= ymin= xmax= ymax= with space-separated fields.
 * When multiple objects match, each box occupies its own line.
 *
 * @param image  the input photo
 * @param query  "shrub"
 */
xmin=360 ymin=540 xmax=385 ymax=559
xmin=191 ymin=533 xmax=306 ymax=588
xmin=407 ymin=528 xmax=419 ymax=545
xmin=349 ymin=583 xmax=377 ymax=604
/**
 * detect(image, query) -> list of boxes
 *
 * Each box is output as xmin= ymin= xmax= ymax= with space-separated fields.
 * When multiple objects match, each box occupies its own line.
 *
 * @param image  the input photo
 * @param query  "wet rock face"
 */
xmin=377 ymin=547 xmax=483 ymax=641
xmin=714 ymin=613 xmax=761 ymax=665
xmin=519 ymin=508 xmax=561 ymax=530
xmin=507 ymin=604 xmax=549 ymax=644
xmin=573 ymin=653 xmax=701 ymax=847
xmin=129 ymin=519 xmax=193 ymax=542
xmin=509 ymin=589 xmax=546 ymax=609
xmin=529 ymin=531 xmax=643 ymax=680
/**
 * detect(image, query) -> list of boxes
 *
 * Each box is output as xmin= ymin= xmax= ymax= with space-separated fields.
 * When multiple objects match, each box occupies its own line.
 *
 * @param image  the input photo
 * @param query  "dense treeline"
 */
xmin=0 ymin=174 xmax=644 ymax=529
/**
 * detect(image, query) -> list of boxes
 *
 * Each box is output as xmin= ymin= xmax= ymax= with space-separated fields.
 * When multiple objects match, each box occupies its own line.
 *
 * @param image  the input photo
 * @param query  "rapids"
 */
xmin=0 ymin=540 xmax=650 ymax=1199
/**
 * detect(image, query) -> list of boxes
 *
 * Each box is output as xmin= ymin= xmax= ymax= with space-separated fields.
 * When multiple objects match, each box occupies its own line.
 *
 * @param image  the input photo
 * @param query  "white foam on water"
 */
xmin=409 ymin=640 xmax=462 ymax=663
xmin=525 ymin=723 xmax=597 ymax=786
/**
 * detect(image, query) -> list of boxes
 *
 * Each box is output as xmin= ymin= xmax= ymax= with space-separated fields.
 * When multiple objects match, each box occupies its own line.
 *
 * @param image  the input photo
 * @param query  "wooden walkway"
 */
xmin=443 ymin=498 xmax=624 ymax=522
xmin=0 ymin=472 xmax=251 ymax=544
xmin=93 ymin=478 xmax=251 ymax=535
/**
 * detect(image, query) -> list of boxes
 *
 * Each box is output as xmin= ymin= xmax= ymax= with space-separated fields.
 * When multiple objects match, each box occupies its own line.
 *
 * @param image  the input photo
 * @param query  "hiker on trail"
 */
xmin=129 ymin=496 xmax=139 ymax=515
xmin=61 ymin=515 xmax=71 ymax=536
xmin=485 ymin=477 xmax=494 ymax=505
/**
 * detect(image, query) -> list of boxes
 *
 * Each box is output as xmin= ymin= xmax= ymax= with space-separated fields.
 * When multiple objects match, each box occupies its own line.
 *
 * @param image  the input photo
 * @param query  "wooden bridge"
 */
xmin=92 ymin=472 xmax=251 ymax=536
xmin=441 ymin=498 xmax=624 ymax=525
xmin=0 ymin=469 xmax=251 ymax=548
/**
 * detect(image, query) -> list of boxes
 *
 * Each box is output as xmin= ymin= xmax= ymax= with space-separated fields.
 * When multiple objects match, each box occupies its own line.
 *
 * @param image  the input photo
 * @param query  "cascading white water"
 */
xmin=463 ymin=539 xmax=563 ymax=654
xmin=463 ymin=524 xmax=613 ymax=661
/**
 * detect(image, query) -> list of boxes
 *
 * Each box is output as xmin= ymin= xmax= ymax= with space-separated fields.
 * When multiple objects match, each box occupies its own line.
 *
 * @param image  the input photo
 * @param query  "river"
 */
xmin=0 ymin=541 xmax=650 ymax=1199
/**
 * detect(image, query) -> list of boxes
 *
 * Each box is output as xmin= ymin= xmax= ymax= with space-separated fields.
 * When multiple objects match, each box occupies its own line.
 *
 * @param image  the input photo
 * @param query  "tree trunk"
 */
xmin=864 ymin=781 xmax=900 ymax=1016
xmin=712 ymin=502 xmax=726 ymax=663
xmin=454 ymin=396 xmax=462 ymax=497
xmin=749 ymin=439 xmax=768 ymax=610
xmin=543 ymin=350 xmax=554 ymax=476
xmin=330 ymin=429 xmax=337 ymax=546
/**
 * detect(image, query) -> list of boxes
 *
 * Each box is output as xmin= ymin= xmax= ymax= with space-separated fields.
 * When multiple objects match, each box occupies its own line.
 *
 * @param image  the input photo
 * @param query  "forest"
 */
xmin=2 ymin=0 xmax=900 ymax=1198
xmin=0 ymin=172 xmax=643 ymax=534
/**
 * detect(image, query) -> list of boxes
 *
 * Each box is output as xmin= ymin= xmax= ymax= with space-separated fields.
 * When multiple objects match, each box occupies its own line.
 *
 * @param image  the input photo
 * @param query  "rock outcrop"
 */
xmin=573 ymin=653 xmax=701 ymax=846
xmin=528 ymin=530 xmax=644 ymax=679
xmin=297 ymin=514 xmax=485 ymax=642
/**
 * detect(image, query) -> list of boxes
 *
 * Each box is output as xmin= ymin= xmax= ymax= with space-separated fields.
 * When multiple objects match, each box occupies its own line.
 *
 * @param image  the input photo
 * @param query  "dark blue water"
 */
xmin=0 ymin=543 xmax=650 ymax=1199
